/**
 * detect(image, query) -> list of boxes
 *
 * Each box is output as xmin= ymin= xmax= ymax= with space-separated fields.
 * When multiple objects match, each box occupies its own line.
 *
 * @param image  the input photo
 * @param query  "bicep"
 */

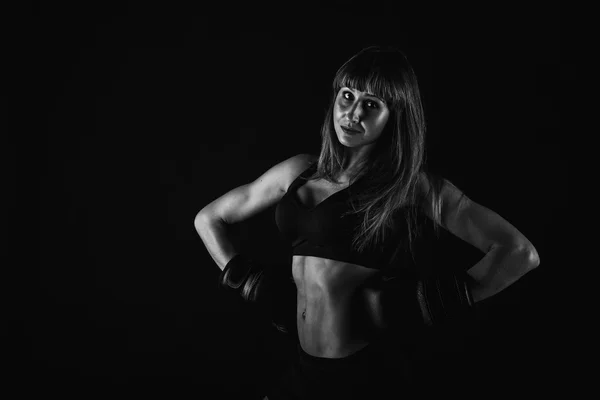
xmin=442 ymin=184 xmax=533 ymax=253
xmin=197 ymin=154 xmax=313 ymax=225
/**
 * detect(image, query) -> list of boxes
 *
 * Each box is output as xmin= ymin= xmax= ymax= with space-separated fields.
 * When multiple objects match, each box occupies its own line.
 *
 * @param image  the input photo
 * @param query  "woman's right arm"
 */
xmin=194 ymin=153 xmax=315 ymax=271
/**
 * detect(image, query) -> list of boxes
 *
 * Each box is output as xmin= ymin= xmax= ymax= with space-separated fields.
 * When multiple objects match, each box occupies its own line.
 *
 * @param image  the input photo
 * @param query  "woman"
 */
xmin=194 ymin=46 xmax=540 ymax=399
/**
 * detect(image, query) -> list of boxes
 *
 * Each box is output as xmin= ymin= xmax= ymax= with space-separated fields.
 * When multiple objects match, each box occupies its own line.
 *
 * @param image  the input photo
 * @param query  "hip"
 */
xmin=267 ymin=341 xmax=404 ymax=400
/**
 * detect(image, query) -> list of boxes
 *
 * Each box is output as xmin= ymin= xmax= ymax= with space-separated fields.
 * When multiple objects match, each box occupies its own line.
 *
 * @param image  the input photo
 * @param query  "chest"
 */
xmin=295 ymin=179 xmax=350 ymax=210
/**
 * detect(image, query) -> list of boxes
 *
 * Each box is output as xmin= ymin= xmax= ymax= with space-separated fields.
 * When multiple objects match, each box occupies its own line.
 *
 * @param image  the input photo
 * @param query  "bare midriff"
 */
xmin=292 ymin=255 xmax=379 ymax=359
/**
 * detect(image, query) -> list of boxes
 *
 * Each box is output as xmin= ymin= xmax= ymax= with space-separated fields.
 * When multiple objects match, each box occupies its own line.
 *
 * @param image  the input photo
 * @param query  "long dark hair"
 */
xmin=306 ymin=46 xmax=446 ymax=263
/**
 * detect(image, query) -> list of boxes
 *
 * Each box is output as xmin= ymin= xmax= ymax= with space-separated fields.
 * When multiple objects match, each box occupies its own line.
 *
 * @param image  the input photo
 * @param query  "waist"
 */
xmin=297 ymin=340 xmax=376 ymax=366
xmin=293 ymin=255 xmax=378 ymax=358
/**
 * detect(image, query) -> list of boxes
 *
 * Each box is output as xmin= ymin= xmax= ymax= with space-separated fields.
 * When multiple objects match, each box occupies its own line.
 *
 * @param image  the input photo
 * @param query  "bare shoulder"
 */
xmin=416 ymin=170 xmax=470 ymax=223
xmin=247 ymin=152 xmax=316 ymax=199
xmin=280 ymin=153 xmax=318 ymax=192
xmin=250 ymin=153 xmax=314 ymax=186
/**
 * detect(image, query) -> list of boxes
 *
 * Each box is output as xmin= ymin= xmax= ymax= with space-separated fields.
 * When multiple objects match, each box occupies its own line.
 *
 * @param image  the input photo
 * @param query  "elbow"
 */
xmin=510 ymin=238 xmax=540 ymax=271
xmin=194 ymin=210 xmax=225 ymax=230
xmin=520 ymin=244 xmax=540 ymax=271
xmin=528 ymin=246 xmax=541 ymax=269
xmin=505 ymin=244 xmax=540 ymax=276
xmin=194 ymin=210 xmax=209 ymax=230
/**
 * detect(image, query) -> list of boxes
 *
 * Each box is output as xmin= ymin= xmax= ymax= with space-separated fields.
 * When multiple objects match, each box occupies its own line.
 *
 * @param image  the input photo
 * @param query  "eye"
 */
xmin=342 ymin=91 xmax=354 ymax=101
xmin=365 ymin=100 xmax=379 ymax=109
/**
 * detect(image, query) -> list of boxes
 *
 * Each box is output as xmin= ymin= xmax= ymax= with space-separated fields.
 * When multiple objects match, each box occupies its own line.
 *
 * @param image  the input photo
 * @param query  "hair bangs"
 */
xmin=334 ymin=53 xmax=406 ymax=106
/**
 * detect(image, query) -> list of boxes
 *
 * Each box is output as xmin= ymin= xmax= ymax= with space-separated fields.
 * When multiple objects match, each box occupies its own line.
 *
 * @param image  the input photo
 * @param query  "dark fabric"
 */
xmin=275 ymin=163 xmax=407 ymax=270
xmin=266 ymin=342 xmax=411 ymax=400
xmin=415 ymin=273 xmax=476 ymax=327
xmin=218 ymin=254 xmax=281 ymax=309
xmin=353 ymin=271 xmax=477 ymax=336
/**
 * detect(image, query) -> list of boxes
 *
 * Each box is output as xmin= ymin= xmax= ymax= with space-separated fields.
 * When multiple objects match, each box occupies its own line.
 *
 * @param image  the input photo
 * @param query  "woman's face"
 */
xmin=333 ymin=87 xmax=390 ymax=148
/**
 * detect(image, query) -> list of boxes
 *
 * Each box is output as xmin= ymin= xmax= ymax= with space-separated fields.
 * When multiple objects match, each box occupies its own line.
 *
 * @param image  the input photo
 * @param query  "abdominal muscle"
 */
xmin=292 ymin=255 xmax=379 ymax=359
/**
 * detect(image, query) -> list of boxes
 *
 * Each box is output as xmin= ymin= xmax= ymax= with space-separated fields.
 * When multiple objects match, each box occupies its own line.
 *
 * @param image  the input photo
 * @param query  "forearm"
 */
xmin=194 ymin=214 xmax=238 ymax=271
xmin=468 ymin=245 xmax=540 ymax=303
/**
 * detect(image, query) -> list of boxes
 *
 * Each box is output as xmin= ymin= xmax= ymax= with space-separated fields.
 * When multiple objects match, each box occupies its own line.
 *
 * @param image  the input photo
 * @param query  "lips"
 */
xmin=341 ymin=125 xmax=362 ymax=134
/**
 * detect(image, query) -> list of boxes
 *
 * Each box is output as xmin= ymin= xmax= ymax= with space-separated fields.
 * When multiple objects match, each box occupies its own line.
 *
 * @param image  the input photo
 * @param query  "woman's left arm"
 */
xmin=438 ymin=180 xmax=541 ymax=303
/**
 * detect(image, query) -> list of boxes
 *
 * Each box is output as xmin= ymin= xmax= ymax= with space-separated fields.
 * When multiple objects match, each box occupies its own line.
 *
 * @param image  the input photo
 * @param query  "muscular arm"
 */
xmin=467 ymin=244 xmax=539 ymax=302
xmin=419 ymin=172 xmax=540 ymax=302
xmin=440 ymin=182 xmax=540 ymax=302
xmin=194 ymin=153 xmax=315 ymax=271
xmin=194 ymin=216 xmax=238 ymax=271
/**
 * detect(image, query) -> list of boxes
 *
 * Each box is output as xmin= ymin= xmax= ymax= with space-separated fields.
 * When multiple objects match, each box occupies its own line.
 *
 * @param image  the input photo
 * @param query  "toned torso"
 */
xmin=284 ymin=166 xmax=380 ymax=359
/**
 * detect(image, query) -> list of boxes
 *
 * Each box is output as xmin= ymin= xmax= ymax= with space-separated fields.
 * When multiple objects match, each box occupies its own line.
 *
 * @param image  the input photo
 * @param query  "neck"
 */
xmin=339 ymin=160 xmax=367 ymax=184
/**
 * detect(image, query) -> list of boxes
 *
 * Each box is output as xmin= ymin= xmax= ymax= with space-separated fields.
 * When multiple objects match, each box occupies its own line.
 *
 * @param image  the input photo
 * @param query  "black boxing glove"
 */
xmin=218 ymin=254 xmax=296 ymax=334
xmin=218 ymin=253 xmax=272 ymax=305
xmin=414 ymin=272 xmax=475 ymax=327
xmin=355 ymin=270 xmax=476 ymax=340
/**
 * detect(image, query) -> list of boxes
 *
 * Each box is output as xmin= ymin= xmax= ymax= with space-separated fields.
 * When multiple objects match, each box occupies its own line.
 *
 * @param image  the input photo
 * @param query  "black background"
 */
xmin=10 ymin=1 xmax=568 ymax=396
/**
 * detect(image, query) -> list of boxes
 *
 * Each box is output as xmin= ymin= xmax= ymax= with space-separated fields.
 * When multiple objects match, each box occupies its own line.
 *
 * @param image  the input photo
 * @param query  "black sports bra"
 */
xmin=275 ymin=163 xmax=407 ymax=270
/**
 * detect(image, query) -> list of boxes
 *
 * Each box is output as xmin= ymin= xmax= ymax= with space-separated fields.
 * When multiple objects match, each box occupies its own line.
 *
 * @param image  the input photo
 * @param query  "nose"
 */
xmin=349 ymin=102 xmax=364 ymax=123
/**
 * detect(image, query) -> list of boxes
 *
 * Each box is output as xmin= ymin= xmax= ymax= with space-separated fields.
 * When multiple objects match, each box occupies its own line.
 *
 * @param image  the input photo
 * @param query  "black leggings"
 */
xmin=266 ymin=342 xmax=411 ymax=400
